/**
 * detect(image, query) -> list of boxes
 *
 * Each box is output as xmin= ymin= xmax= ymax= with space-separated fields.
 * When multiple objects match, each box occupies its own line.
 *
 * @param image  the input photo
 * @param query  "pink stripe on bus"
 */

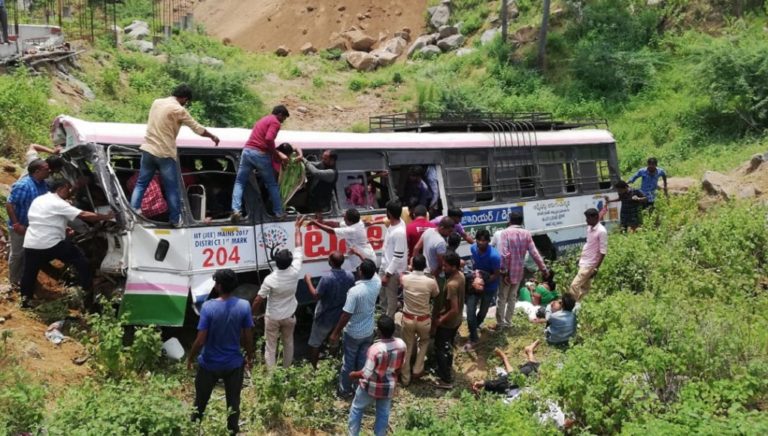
xmin=126 ymin=283 xmax=188 ymax=295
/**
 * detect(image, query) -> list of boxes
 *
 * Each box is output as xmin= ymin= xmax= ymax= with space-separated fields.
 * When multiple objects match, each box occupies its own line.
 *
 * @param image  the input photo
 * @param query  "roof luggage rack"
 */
xmin=368 ymin=111 xmax=608 ymax=133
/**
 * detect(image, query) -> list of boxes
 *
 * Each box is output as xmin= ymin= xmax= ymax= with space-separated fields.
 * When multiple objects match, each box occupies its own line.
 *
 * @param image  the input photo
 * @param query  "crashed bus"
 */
xmin=50 ymin=112 xmax=621 ymax=326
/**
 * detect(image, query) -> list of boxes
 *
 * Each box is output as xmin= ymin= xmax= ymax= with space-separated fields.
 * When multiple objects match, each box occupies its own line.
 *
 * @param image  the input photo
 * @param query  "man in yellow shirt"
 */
xmin=131 ymin=84 xmax=219 ymax=227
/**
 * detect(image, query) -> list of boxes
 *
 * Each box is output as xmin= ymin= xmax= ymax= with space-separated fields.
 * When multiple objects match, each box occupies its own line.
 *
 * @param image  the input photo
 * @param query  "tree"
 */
xmin=537 ymin=0 xmax=551 ymax=71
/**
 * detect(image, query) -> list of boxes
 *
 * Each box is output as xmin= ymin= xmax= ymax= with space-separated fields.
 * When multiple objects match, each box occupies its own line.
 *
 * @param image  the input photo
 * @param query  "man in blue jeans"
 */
xmin=463 ymin=229 xmax=501 ymax=351
xmin=131 ymin=84 xmax=219 ymax=227
xmin=231 ymin=105 xmax=290 ymax=221
xmin=188 ymin=269 xmax=254 ymax=435
xmin=348 ymin=315 xmax=405 ymax=436
xmin=329 ymin=259 xmax=381 ymax=397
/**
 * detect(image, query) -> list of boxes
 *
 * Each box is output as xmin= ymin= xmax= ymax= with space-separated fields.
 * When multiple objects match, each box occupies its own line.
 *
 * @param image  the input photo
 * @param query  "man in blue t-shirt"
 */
xmin=188 ymin=269 xmax=254 ymax=435
xmin=628 ymin=157 xmax=667 ymax=206
xmin=464 ymin=229 xmax=501 ymax=350
xmin=304 ymin=251 xmax=355 ymax=368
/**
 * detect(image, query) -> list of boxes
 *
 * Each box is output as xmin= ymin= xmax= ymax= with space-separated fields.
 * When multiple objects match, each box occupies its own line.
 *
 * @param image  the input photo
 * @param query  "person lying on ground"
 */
xmin=471 ymin=342 xmax=541 ymax=395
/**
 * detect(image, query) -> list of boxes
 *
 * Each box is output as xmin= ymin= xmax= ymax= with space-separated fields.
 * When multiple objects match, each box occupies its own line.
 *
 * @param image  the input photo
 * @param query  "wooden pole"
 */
xmin=500 ymin=0 xmax=508 ymax=43
xmin=537 ymin=0 xmax=551 ymax=72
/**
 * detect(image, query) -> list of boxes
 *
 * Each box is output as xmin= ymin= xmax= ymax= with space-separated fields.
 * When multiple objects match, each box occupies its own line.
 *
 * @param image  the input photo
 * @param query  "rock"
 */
xmin=176 ymin=53 xmax=200 ymax=66
xmin=125 ymin=20 xmax=150 ymax=40
xmin=407 ymin=33 xmax=439 ymax=58
xmin=306 ymin=5 xmax=315 ymax=12
xmin=344 ymin=50 xmax=378 ymax=71
xmin=747 ymin=153 xmax=764 ymax=174
xmin=275 ymin=46 xmax=290 ymax=56
xmin=701 ymin=171 xmax=736 ymax=200
xmin=438 ymin=25 xmax=459 ymax=39
xmin=328 ymin=38 xmax=348 ymax=51
xmin=738 ymin=186 xmax=761 ymax=199
xmin=456 ymin=47 xmax=475 ymax=57
xmin=200 ymin=56 xmax=224 ymax=66
xmin=419 ymin=45 xmax=442 ymax=58
xmin=338 ymin=5 xmax=346 ymax=12
xmin=481 ymin=28 xmax=500 ymax=45
xmin=666 ymin=177 xmax=697 ymax=195
xmin=430 ymin=2 xmax=451 ymax=29
xmin=124 ymin=39 xmax=154 ymax=53
xmin=357 ymin=13 xmax=365 ymax=20
xmin=381 ymin=37 xmax=407 ymax=56
xmin=395 ymin=30 xmax=411 ymax=41
xmin=297 ymin=106 xmax=309 ymax=114
xmin=300 ymin=42 xmax=317 ymax=55
xmin=371 ymin=49 xmax=399 ymax=66
xmin=333 ymin=105 xmax=344 ymax=112
xmin=647 ymin=0 xmax=662 ymax=5
xmin=344 ymin=30 xmax=376 ymax=51
xmin=437 ymin=34 xmax=465 ymax=52
xmin=24 ymin=343 xmax=42 ymax=359
xmin=512 ymin=25 xmax=538 ymax=45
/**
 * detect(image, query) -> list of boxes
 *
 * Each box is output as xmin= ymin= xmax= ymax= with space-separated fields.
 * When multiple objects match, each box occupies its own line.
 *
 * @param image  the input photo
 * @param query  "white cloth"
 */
xmin=334 ymin=221 xmax=376 ymax=270
xmin=380 ymin=220 xmax=407 ymax=276
xmin=23 ymin=193 xmax=82 ymax=250
xmin=515 ymin=301 xmax=540 ymax=321
xmin=258 ymin=248 xmax=303 ymax=320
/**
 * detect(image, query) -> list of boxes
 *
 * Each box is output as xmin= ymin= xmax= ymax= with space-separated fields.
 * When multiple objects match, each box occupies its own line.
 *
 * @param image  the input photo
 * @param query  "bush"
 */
xmin=46 ymin=377 xmax=194 ymax=435
xmin=349 ymin=77 xmax=367 ymax=91
xmin=0 ymin=368 xmax=46 ymax=435
xmin=699 ymin=34 xmax=768 ymax=132
xmin=86 ymin=303 xmax=163 ymax=379
xmin=0 ymin=70 xmax=55 ymax=159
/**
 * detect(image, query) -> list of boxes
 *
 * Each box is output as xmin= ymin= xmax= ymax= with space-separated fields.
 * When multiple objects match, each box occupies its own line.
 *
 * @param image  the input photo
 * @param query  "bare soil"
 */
xmin=192 ymin=0 xmax=427 ymax=54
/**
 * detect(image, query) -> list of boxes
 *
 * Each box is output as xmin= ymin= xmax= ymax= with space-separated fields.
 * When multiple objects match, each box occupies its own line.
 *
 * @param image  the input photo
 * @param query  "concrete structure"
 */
xmin=0 ymin=24 xmax=64 ymax=59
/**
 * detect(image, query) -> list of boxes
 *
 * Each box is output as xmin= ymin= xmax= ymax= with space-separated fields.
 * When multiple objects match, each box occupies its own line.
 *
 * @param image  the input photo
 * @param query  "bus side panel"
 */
xmin=120 ymin=270 xmax=188 ymax=326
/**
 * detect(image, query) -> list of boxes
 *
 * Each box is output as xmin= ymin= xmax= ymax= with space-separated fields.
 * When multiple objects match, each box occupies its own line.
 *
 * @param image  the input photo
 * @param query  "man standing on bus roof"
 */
xmin=132 ymin=84 xmax=220 ymax=227
xmin=231 ymin=105 xmax=291 ymax=221
xmin=303 ymin=149 xmax=339 ymax=219
xmin=495 ymin=212 xmax=549 ymax=330
xmin=628 ymin=157 xmax=667 ymax=208
xmin=570 ymin=208 xmax=607 ymax=300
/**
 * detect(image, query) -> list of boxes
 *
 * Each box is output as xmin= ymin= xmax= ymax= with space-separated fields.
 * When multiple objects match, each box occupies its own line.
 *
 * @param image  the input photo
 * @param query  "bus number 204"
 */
xmin=202 ymin=246 xmax=241 ymax=267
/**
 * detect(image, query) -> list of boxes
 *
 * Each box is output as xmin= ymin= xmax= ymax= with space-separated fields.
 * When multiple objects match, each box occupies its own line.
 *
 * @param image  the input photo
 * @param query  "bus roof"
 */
xmin=52 ymin=115 xmax=616 ymax=151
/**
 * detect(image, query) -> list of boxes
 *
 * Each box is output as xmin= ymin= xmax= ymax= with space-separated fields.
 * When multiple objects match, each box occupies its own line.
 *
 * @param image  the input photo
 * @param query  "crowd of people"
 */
xmin=4 ymin=84 xmax=670 ymax=435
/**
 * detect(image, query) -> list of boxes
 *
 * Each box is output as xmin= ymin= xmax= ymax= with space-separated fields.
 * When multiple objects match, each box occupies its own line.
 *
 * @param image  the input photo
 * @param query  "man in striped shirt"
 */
xmin=379 ymin=200 xmax=408 ymax=317
xmin=348 ymin=315 xmax=405 ymax=436
xmin=495 ymin=212 xmax=549 ymax=330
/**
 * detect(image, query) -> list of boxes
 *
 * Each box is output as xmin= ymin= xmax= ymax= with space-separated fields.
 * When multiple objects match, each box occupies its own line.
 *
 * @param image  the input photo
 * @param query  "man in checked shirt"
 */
xmin=495 ymin=212 xmax=549 ymax=330
xmin=348 ymin=315 xmax=405 ymax=436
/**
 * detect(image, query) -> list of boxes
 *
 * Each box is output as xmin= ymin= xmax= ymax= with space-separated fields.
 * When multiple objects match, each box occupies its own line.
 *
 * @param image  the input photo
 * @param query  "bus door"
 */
xmin=387 ymin=150 xmax=444 ymax=214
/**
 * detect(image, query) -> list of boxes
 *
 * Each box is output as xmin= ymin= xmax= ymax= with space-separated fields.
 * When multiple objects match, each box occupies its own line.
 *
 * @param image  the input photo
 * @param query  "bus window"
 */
xmin=179 ymin=154 xmax=238 ymax=223
xmin=338 ymin=171 xmax=390 ymax=210
xmin=538 ymin=149 xmax=576 ymax=196
xmin=444 ymin=150 xmax=492 ymax=206
xmin=471 ymin=167 xmax=493 ymax=202
xmin=577 ymin=146 xmax=612 ymax=192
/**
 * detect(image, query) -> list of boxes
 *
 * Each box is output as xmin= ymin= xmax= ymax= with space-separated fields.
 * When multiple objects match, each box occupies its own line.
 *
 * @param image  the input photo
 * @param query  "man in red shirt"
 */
xmin=231 ymin=105 xmax=290 ymax=220
xmin=406 ymin=205 xmax=435 ymax=261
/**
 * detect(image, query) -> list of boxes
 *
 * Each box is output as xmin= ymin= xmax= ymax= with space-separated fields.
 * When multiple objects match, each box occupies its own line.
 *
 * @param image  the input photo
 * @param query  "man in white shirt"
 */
xmin=252 ymin=216 xmax=305 ymax=368
xmin=20 ymin=179 xmax=114 ymax=308
xmin=310 ymin=208 xmax=376 ymax=272
xmin=570 ymin=208 xmax=608 ymax=300
xmin=379 ymin=200 xmax=408 ymax=317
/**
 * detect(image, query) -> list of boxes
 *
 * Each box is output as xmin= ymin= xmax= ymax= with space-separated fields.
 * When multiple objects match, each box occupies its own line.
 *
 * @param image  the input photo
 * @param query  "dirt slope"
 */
xmin=192 ymin=0 xmax=427 ymax=53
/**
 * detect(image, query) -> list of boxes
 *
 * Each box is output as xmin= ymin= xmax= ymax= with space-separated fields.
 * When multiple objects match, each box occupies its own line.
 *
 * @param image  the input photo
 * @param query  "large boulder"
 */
xmin=420 ymin=45 xmax=442 ymax=58
xmin=345 ymin=51 xmax=378 ymax=71
xmin=344 ymin=30 xmax=376 ymax=51
xmin=125 ymin=39 xmax=154 ymax=54
xmin=201 ymin=56 xmax=224 ymax=67
xmin=438 ymin=25 xmax=459 ymax=39
xmin=381 ymin=36 xmax=407 ymax=56
xmin=456 ymin=47 xmax=476 ymax=57
xmin=407 ymin=33 xmax=439 ymax=58
xmin=512 ymin=25 xmax=538 ymax=45
xmin=371 ymin=49 xmax=399 ymax=67
xmin=430 ymin=1 xmax=452 ymax=29
xmin=701 ymin=171 xmax=738 ymax=200
xmin=437 ymin=34 xmax=465 ymax=52
xmin=300 ymin=42 xmax=317 ymax=55
xmin=125 ymin=20 xmax=150 ymax=40
xmin=481 ymin=28 xmax=500 ymax=45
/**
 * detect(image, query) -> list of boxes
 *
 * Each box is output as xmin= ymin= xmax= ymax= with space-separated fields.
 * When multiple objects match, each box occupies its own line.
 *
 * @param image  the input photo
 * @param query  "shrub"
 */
xmin=349 ymin=77 xmax=367 ymax=91
xmin=46 ymin=377 xmax=194 ymax=435
xmin=0 ymin=70 xmax=55 ymax=159
xmin=0 ymin=368 xmax=45 ymax=435
xmin=699 ymin=34 xmax=768 ymax=132
xmin=85 ymin=302 xmax=163 ymax=379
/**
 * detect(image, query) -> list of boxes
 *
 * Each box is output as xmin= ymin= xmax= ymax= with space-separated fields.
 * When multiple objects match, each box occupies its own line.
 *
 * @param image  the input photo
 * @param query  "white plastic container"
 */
xmin=161 ymin=337 xmax=185 ymax=361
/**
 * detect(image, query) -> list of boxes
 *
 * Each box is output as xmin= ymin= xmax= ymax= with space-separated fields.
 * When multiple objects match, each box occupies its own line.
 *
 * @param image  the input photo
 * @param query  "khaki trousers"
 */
xmin=379 ymin=271 xmax=401 ymax=318
xmin=570 ymin=266 xmax=596 ymax=300
xmin=264 ymin=315 xmax=296 ymax=369
xmin=400 ymin=316 xmax=431 ymax=385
